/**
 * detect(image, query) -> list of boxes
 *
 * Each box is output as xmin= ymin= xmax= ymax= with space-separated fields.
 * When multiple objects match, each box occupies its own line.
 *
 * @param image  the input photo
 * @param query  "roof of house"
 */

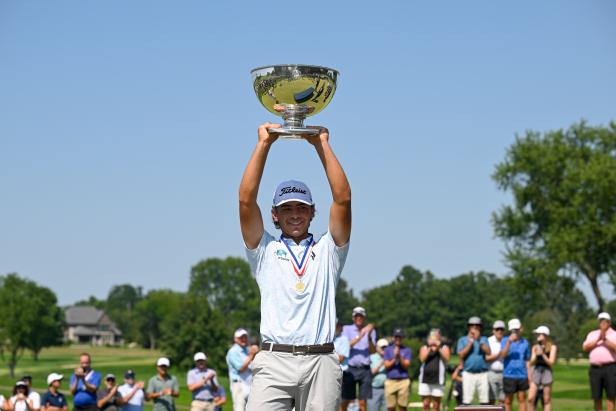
xmin=65 ymin=306 xmax=104 ymax=325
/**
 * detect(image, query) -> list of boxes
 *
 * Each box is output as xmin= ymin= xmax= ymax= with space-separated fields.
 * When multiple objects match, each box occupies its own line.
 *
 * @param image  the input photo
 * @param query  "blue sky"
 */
xmin=1 ymin=1 xmax=615 ymax=306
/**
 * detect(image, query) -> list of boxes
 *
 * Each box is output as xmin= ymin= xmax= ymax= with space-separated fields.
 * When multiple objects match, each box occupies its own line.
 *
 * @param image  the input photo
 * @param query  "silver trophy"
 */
xmin=251 ymin=64 xmax=339 ymax=139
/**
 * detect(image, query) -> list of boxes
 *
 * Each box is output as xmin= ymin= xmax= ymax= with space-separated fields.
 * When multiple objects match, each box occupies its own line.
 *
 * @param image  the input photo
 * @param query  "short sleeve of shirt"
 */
xmin=402 ymin=347 xmax=412 ymax=360
xmin=456 ymin=337 xmax=467 ymax=354
xmin=321 ymin=231 xmax=350 ymax=282
xmin=214 ymin=386 xmax=226 ymax=398
xmin=334 ymin=336 xmax=350 ymax=358
xmin=40 ymin=393 xmax=49 ymax=408
xmin=245 ymin=231 xmax=275 ymax=279
xmin=227 ymin=347 xmax=245 ymax=371
xmin=480 ymin=336 xmax=489 ymax=349
xmin=186 ymin=370 xmax=198 ymax=386
xmin=90 ymin=372 xmax=102 ymax=389
xmin=383 ymin=346 xmax=393 ymax=361
xmin=524 ymin=341 xmax=531 ymax=361
xmin=29 ymin=392 xmax=40 ymax=409
xmin=146 ymin=378 xmax=155 ymax=394
xmin=584 ymin=330 xmax=598 ymax=346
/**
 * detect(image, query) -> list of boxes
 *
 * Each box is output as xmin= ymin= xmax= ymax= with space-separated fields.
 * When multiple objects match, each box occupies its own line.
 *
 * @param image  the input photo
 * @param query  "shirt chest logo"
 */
xmin=276 ymin=249 xmax=290 ymax=261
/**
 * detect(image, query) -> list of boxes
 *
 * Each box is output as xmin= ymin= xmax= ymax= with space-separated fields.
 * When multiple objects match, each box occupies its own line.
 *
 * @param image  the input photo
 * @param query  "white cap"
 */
xmin=46 ymin=373 xmax=63 ymax=386
xmin=156 ymin=357 xmax=170 ymax=367
xmin=377 ymin=338 xmax=389 ymax=348
xmin=352 ymin=306 xmax=366 ymax=317
xmin=598 ymin=312 xmax=612 ymax=321
xmin=533 ymin=325 xmax=550 ymax=336
xmin=493 ymin=320 xmax=506 ymax=329
xmin=508 ymin=318 xmax=522 ymax=331
xmin=234 ymin=328 xmax=248 ymax=339
xmin=15 ymin=381 xmax=27 ymax=387
xmin=193 ymin=352 xmax=207 ymax=362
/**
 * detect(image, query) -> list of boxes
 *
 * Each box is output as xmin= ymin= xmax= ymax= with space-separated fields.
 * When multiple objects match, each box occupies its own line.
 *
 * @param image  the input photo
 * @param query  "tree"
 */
xmin=134 ymin=289 xmax=183 ymax=349
xmin=0 ymin=274 xmax=63 ymax=376
xmin=493 ymin=120 xmax=616 ymax=311
xmin=189 ymin=257 xmax=261 ymax=335
xmin=105 ymin=284 xmax=143 ymax=343
xmin=335 ymin=278 xmax=360 ymax=323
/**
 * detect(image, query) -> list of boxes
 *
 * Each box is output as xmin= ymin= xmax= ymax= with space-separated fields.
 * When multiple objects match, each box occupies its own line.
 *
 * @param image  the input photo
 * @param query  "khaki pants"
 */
xmin=246 ymin=351 xmax=342 ymax=411
xmin=462 ymin=371 xmax=489 ymax=404
xmin=231 ymin=381 xmax=250 ymax=411
xmin=190 ymin=400 xmax=216 ymax=411
xmin=384 ymin=378 xmax=410 ymax=409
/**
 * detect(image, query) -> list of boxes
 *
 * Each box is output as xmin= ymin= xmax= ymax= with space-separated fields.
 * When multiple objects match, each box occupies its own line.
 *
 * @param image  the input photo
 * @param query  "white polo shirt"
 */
xmin=246 ymin=230 xmax=349 ymax=345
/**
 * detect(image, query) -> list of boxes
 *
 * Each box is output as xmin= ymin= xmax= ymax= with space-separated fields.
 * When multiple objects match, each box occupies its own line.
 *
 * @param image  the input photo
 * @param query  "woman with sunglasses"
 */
xmin=9 ymin=381 xmax=33 ymax=411
xmin=528 ymin=326 xmax=557 ymax=411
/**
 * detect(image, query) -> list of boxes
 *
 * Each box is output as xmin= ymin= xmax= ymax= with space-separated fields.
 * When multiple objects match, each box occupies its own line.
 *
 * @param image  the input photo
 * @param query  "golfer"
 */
xmin=239 ymin=123 xmax=351 ymax=410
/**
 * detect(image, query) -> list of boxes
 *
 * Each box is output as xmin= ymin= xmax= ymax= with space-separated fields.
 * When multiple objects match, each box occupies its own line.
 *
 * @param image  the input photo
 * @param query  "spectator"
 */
xmin=500 ymin=318 xmax=531 ymax=411
xmin=368 ymin=338 xmax=390 ymax=411
xmin=486 ymin=320 xmax=506 ymax=405
xmin=187 ymin=352 xmax=219 ymax=411
xmin=583 ymin=312 xmax=616 ymax=411
xmin=69 ymin=352 xmax=101 ymax=411
xmin=450 ymin=364 xmax=464 ymax=407
xmin=226 ymin=328 xmax=257 ymax=411
xmin=9 ymin=381 xmax=33 ymax=411
xmin=383 ymin=328 xmax=412 ymax=411
xmin=418 ymin=329 xmax=450 ymax=410
xmin=334 ymin=319 xmax=351 ymax=373
xmin=212 ymin=386 xmax=226 ymax=411
xmin=146 ymin=357 xmax=180 ymax=411
xmin=528 ymin=325 xmax=557 ymax=411
xmin=97 ymin=374 xmax=124 ymax=411
xmin=456 ymin=316 xmax=491 ymax=405
xmin=22 ymin=376 xmax=41 ymax=411
xmin=342 ymin=306 xmax=377 ymax=411
xmin=117 ymin=370 xmax=145 ymax=411
xmin=41 ymin=374 xmax=67 ymax=411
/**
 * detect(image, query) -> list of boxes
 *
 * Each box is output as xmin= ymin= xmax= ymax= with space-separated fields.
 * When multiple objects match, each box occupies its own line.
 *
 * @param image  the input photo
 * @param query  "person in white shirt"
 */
xmin=486 ymin=320 xmax=506 ymax=405
xmin=9 ymin=381 xmax=34 ymax=411
xmin=22 ymin=377 xmax=40 ymax=411
xmin=239 ymin=123 xmax=352 ymax=411
xmin=117 ymin=370 xmax=145 ymax=411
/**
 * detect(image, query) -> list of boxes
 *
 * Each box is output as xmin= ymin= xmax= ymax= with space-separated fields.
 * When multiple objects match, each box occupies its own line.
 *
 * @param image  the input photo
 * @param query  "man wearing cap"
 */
xmin=42 ymin=374 xmax=67 ymax=411
xmin=97 ymin=374 xmax=124 ymax=411
xmin=226 ymin=328 xmax=257 ymax=411
xmin=70 ymin=352 xmax=101 ymax=411
xmin=239 ymin=123 xmax=352 ymax=411
xmin=485 ymin=320 xmax=506 ymax=406
xmin=187 ymin=352 xmax=219 ymax=411
xmin=456 ymin=316 xmax=491 ymax=405
xmin=369 ymin=338 xmax=390 ymax=411
xmin=383 ymin=328 xmax=412 ymax=411
xmin=500 ymin=318 xmax=530 ymax=411
xmin=117 ymin=370 xmax=145 ymax=411
xmin=341 ymin=307 xmax=377 ymax=411
xmin=583 ymin=312 xmax=616 ymax=411
xmin=146 ymin=358 xmax=179 ymax=411
xmin=22 ymin=376 xmax=41 ymax=411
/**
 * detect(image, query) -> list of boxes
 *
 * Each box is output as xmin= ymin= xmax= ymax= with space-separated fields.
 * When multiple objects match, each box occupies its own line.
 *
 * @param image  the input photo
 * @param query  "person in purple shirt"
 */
xmin=383 ymin=328 xmax=412 ymax=411
xmin=341 ymin=306 xmax=377 ymax=411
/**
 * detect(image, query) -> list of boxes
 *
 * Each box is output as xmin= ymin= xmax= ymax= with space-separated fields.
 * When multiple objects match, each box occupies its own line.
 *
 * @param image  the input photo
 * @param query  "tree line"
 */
xmin=1 ymin=119 xmax=615 ymax=378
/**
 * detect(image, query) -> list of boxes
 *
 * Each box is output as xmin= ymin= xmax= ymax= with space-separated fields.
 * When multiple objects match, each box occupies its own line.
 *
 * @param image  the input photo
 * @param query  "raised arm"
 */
xmin=239 ymin=123 xmax=280 ymax=249
xmin=306 ymin=127 xmax=351 ymax=246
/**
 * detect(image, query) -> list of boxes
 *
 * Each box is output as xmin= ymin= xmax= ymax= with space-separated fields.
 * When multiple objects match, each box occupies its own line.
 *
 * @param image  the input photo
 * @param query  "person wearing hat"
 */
xmin=485 ymin=320 xmax=506 ymax=406
xmin=341 ymin=306 xmax=377 ymax=411
xmin=146 ymin=358 xmax=179 ymax=411
xmin=9 ymin=381 xmax=34 ymax=411
xmin=383 ymin=328 xmax=412 ymax=411
xmin=97 ymin=374 xmax=124 ymax=411
xmin=418 ymin=328 xmax=450 ymax=411
xmin=226 ymin=328 xmax=258 ymax=411
xmin=69 ymin=352 xmax=101 ymax=411
xmin=499 ymin=318 xmax=531 ymax=411
xmin=117 ymin=371 xmax=145 ymax=411
xmin=528 ymin=325 xmax=557 ymax=411
xmin=187 ymin=352 xmax=219 ymax=411
xmin=239 ymin=124 xmax=352 ymax=411
xmin=368 ymin=338 xmax=390 ymax=411
xmin=583 ymin=312 xmax=616 ymax=411
xmin=41 ymin=374 xmax=67 ymax=411
xmin=456 ymin=316 xmax=491 ymax=405
xmin=21 ymin=376 xmax=41 ymax=411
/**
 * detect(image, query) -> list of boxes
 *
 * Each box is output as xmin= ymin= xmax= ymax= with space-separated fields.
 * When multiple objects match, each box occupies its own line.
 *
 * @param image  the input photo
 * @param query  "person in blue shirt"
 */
xmin=42 ymin=373 xmax=68 ymax=411
xmin=69 ymin=353 xmax=101 ymax=411
xmin=383 ymin=328 xmax=412 ymax=411
xmin=334 ymin=319 xmax=350 ymax=372
xmin=225 ymin=328 xmax=257 ymax=411
xmin=499 ymin=318 xmax=531 ymax=411
xmin=456 ymin=316 xmax=491 ymax=405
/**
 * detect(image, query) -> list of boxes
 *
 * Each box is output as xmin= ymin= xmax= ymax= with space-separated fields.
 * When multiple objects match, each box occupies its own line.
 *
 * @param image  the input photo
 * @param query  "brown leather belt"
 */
xmin=261 ymin=342 xmax=335 ymax=355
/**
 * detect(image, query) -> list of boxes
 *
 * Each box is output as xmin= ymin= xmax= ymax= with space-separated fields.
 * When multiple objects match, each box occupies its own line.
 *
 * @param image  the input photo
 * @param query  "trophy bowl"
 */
xmin=251 ymin=64 xmax=339 ymax=139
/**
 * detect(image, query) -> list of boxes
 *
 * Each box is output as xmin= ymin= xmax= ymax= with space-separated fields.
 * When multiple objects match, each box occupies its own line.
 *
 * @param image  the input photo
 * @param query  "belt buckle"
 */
xmin=292 ymin=345 xmax=308 ymax=355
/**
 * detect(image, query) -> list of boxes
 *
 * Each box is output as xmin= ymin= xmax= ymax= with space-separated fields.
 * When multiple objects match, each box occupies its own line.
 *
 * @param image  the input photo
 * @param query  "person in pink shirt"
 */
xmin=583 ymin=312 xmax=616 ymax=411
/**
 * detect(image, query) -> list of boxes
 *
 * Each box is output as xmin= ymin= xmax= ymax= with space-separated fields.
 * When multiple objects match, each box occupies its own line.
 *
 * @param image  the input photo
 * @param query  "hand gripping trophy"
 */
xmin=251 ymin=64 xmax=339 ymax=139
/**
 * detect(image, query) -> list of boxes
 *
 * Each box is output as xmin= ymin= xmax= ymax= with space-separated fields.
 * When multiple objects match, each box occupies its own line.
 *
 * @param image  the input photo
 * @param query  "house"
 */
xmin=64 ymin=306 xmax=123 ymax=346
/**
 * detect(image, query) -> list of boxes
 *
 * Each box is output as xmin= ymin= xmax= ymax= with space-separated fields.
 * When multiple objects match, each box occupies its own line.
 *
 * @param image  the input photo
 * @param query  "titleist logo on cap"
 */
xmin=279 ymin=186 xmax=307 ymax=196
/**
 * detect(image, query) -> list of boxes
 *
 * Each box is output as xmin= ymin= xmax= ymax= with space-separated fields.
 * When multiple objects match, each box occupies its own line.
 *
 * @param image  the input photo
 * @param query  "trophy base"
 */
xmin=268 ymin=127 xmax=319 ymax=140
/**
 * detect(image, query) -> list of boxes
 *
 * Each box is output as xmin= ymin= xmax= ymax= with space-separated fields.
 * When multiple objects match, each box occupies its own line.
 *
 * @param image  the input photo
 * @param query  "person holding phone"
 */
xmin=456 ymin=316 xmax=491 ymax=405
xmin=500 ymin=319 xmax=531 ymax=411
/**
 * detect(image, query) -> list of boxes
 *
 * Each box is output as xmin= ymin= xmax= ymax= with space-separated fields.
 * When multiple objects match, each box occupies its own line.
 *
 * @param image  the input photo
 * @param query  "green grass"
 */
xmin=0 ymin=347 xmax=602 ymax=410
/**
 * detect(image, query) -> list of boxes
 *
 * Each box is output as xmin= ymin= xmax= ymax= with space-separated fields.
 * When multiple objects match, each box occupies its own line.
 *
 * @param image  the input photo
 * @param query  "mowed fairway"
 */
xmin=0 ymin=346 xmax=598 ymax=410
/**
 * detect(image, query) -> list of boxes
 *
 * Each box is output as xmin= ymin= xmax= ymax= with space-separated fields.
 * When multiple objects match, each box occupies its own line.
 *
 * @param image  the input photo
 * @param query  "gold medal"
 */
xmin=295 ymin=281 xmax=305 ymax=293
